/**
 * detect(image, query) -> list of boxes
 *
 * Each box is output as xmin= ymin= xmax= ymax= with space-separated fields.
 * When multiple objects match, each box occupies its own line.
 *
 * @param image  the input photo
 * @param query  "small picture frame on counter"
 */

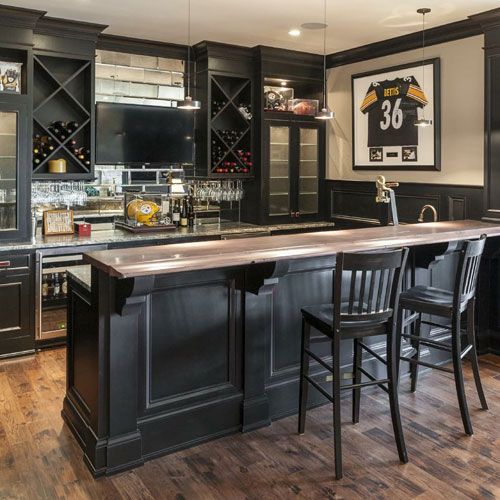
xmin=43 ymin=210 xmax=74 ymax=236
xmin=0 ymin=61 xmax=22 ymax=93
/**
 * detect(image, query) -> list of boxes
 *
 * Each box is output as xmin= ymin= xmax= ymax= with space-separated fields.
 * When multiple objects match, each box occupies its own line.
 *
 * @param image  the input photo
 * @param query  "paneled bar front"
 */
xmin=63 ymin=220 xmax=500 ymax=476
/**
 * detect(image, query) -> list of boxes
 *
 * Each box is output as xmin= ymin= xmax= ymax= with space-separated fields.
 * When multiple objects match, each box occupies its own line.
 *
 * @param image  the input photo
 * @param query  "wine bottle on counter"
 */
xmin=172 ymin=200 xmax=181 ymax=227
xmin=180 ymin=199 xmax=188 ymax=228
xmin=188 ymin=197 xmax=195 ymax=227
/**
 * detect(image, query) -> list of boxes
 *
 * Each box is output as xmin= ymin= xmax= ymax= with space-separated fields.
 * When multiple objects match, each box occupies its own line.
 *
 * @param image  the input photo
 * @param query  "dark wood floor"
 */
xmin=0 ymin=348 xmax=498 ymax=499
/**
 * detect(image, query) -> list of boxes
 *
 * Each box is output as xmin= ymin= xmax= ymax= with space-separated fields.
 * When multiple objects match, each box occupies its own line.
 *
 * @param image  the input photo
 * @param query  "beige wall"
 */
xmin=326 ymin=35 xmax=484 ymax=185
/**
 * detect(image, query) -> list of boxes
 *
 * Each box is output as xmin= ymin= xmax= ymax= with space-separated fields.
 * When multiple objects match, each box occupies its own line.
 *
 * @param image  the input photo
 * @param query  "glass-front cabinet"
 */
xmin=0 ymin=100 xmax=30 ymax=241
xmin=265 ymin=119 xmax=324 ymax=223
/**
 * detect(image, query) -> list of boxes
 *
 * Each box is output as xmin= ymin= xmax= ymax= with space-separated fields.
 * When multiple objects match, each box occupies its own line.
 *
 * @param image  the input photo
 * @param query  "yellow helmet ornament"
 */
xmin=127 ymin=199 xmax=160 ymax=225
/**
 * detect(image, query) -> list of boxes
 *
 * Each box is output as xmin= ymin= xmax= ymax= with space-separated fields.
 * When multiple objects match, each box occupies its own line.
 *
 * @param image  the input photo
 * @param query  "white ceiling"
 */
xmin=4 ymin=0 xmax=499 ymax=54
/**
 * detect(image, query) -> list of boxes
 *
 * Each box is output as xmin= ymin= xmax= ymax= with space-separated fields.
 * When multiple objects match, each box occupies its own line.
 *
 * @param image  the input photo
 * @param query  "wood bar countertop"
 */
xmin=84 ymin=221 xmax=500 ymax=279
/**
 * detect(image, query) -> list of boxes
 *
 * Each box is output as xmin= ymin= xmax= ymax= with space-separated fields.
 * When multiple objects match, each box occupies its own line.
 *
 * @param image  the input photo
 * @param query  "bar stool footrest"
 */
xmin=400 ymin=356 xmax=454 ymax=373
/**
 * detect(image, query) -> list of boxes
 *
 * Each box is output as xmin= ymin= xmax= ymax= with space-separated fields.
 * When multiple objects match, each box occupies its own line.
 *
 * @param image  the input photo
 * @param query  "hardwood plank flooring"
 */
xmin=0 ymin=348 xmax=498 ymax=499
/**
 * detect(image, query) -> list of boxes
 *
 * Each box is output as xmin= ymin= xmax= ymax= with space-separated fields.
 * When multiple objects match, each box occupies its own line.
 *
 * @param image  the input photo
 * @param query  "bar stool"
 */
xmin=298 ymin=248 xmax=409 ymax=480
xmin=397 ymin=235 xmax=488 ymax=436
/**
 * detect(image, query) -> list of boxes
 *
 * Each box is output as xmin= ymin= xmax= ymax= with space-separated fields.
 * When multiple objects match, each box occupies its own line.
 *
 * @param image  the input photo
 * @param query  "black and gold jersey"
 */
xmin=360 ymin=76 xmax=428 ymax=147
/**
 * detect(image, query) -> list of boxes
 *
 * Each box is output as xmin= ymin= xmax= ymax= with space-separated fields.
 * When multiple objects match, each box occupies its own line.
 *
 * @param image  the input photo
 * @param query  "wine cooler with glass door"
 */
xmin=35 ymin=251 xmax=94 ymax=345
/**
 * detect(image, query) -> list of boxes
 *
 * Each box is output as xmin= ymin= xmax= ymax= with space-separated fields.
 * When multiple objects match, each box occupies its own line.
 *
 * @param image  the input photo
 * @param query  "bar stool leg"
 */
xmin=451 ymin=311 xmax=473 ymax=435
xmin=466 ymin=300 xmax=488 ymax=410
xmin=410 ymin=313 xmax=422 ymax=393
xmin=332 ymin=332 xmax=343 ymax=480
xmin=352 ymin=338 xmax=362 ymax=424
xmin=387 ymin=327 xmax=408 ymax=463
xmin=298 ymin=318 xmax=311 ymax=434
xmin=396 ymin=307 xmax=404 ymax=380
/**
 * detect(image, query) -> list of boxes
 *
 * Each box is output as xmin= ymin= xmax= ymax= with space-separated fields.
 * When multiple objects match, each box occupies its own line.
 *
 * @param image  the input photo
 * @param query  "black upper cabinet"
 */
xmin=241 ymin=47 xmax=326 ymax=224
xmin=32 ymin=18 xmax=106 ymax=181
xmin=194 ymin=42 xmax=255 ymax=178
xmin=0 ymin=8 xmax=36 ymax=243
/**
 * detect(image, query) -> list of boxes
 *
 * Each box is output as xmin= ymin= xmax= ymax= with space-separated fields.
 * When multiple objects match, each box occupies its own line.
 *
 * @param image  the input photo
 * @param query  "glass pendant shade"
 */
xmin=178 ymin=95 xmax=201 ymax=110
xmin=315 ymin=107 xmax=334 ymax=120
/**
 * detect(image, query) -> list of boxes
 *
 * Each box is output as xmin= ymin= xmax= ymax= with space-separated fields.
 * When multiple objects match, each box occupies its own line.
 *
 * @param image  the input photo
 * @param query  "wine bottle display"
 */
xmin=33 ymin=121 xmax=90 ymax=169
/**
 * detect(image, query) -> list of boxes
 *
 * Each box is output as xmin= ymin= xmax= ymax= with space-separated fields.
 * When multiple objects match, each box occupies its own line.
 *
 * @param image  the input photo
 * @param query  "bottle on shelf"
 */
xmin=42 ymin=274 xmax=49 ymax=299
xmin=53 ymin=273 xmax=61 ymax=297
xmin=61 ymin=272 xmax=68 ymax=298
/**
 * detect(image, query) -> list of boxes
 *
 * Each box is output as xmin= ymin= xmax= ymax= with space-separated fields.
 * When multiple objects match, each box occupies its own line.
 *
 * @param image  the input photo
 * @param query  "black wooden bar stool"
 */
xmin=397 ymin=235 xmax=488 ymax=436
xmin=298 ymin=248 xmax=409 ymax=480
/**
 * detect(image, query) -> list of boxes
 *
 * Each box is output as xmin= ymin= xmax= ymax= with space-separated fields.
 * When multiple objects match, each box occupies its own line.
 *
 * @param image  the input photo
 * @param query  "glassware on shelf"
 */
xmin=192 ymin=180 xmax=244 ymax=203
xmin=31 ymin=181 xmax=88 ymax=209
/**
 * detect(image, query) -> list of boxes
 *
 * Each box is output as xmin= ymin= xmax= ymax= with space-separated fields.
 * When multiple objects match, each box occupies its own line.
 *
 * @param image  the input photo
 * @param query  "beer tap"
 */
xmin=375 ymin=175 xmax=400 ymax=226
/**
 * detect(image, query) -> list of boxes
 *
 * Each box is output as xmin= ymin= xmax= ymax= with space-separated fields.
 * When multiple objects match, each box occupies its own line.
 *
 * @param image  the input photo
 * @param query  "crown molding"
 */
xmin=35 ymin=17 xmax=108 ymax=42
xmin=469 ymin=7 xmax=500 ymax=30
xmin=326 ymin=18 xmax=482 ymax=68
xmin=97 ymin=34 xmax=188 ymax=60
xmin=0 ymin=4 xmax=45 ymax=30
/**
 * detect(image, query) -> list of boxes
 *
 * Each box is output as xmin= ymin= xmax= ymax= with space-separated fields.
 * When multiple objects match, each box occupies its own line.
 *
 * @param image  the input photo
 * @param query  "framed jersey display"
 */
xmin=352 ymin=58 xmax=441 ymax=171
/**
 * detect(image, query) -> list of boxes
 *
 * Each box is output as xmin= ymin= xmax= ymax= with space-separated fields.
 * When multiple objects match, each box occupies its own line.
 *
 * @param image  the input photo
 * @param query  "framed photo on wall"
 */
xmin=352 ymin=58 xmax=441 ymax=171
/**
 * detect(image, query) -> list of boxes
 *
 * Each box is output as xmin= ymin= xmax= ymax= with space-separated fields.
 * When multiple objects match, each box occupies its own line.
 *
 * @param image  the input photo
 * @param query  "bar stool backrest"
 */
xmin=334 ymin=248 xmax=409 ymax=326
xmin=454 ymin=234 xmax=487 ymax=306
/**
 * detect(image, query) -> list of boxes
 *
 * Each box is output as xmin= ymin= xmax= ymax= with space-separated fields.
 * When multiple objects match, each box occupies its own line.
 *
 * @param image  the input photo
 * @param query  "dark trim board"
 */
xmin=324 ymin=180 xmax=483 ymax=227
xmin=97 ymin=34 xmax=188 ymax=60
xmin=326 ymin=18 xmax=482 ymax=68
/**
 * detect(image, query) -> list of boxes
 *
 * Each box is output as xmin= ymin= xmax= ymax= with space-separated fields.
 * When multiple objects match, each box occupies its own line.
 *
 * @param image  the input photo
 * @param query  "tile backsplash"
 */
xmin=95 ymin=49 xmax=185 ymax=106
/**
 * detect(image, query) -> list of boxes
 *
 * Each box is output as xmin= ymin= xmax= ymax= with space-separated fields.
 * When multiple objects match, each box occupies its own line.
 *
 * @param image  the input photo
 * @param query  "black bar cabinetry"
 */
xmin=0 ymin=252 xmax=34 ymax=357
xmin=32 ymin=17 xmax=106 ymax=180
xmin=194 ymin=42 xmax=254 ymax=178
xmin=242 ymin=47 xmax=326 ymax=225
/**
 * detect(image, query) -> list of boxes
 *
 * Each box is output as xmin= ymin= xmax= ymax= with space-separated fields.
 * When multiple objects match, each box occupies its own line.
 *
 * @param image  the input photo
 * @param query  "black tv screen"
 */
xmin=96 ymin=103 xmax=194 ymax=165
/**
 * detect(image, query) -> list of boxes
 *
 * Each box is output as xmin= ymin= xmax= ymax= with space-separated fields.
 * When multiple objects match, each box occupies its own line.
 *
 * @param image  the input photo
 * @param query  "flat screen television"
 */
xmin=96 ymin=103 xmax=194 ymax=165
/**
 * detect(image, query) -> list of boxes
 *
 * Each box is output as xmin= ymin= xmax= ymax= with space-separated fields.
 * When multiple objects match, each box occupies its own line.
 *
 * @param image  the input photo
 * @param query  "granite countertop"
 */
xmin=85 ymin=221 xmax=500 ymax=279
xmin=0 ymin=221 xmax=335 ymax=252
xmin=67 ymin=265 xmax=92 ymax=293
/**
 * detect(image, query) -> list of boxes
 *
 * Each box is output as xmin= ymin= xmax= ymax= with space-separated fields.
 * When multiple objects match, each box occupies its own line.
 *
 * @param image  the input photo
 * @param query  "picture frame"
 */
xmin=43 ymin=210 xmax=74 ymax=236
xmin=352 ymin=58 xmax=441 ymax=171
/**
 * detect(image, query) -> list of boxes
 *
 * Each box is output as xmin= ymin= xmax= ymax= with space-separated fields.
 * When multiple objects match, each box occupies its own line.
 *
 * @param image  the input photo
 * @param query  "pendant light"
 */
xmin=414 ymin=8 xmax=432 ymax=127
xmin=315 ymin=0 xmax=334 ymax=120
xmin=178 ymin=0 xmax=201 ymax=110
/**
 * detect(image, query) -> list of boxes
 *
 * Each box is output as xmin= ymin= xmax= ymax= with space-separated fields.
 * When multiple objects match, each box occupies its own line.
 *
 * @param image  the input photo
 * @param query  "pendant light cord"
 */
xmin=421 ymin=11 xmax=425 ymax=95
xmin=323 ymin=0 xmax=327 ymax=108
xmin=186 ymin=0 xmax=191 ymax=97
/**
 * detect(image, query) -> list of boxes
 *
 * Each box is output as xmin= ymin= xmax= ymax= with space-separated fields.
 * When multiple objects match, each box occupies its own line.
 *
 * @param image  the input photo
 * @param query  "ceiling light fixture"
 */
xmin=288 ymin=29 xmax=301 ymax=37
xmin=178 ymin=0 xmax=201 ymax=110
xmin=414 ymin=8 xmax=432 ymax=127
xmin=315 ymin=0 xmax=334 ymax=120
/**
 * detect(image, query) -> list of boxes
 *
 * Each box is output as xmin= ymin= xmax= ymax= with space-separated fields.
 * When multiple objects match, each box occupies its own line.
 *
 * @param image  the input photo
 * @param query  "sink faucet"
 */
xmin=418 ymin=204 xmax=438 ymax=223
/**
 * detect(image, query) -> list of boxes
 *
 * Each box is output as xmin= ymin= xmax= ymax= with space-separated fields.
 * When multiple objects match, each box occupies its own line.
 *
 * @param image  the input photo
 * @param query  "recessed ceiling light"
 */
xmin=280 ymin=81 xmax=287 ymax=86
xmin=288 ymin=29 xmax=301 ymax=36
xmin=301 ymin=22 xmax=327 ymax=30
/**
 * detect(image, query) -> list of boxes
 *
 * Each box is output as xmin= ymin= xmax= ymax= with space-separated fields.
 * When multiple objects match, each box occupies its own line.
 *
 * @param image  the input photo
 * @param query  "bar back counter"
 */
xmin=64 ymin=221 xmax=500 ymax=476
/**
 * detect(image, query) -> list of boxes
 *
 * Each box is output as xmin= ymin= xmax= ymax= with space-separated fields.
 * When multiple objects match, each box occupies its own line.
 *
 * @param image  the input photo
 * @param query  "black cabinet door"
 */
xmin=0 ymin=98 xmax=30 ymax=242
xmin=264 ymin=119 xmax=295 ymax=223
xmin=263 ymin=118 xmax=325 ymax=223
xmin=0 ymin=268 xmax=34 ymax=357
xmin=291 ymin=121 xmax=323 ymax=221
